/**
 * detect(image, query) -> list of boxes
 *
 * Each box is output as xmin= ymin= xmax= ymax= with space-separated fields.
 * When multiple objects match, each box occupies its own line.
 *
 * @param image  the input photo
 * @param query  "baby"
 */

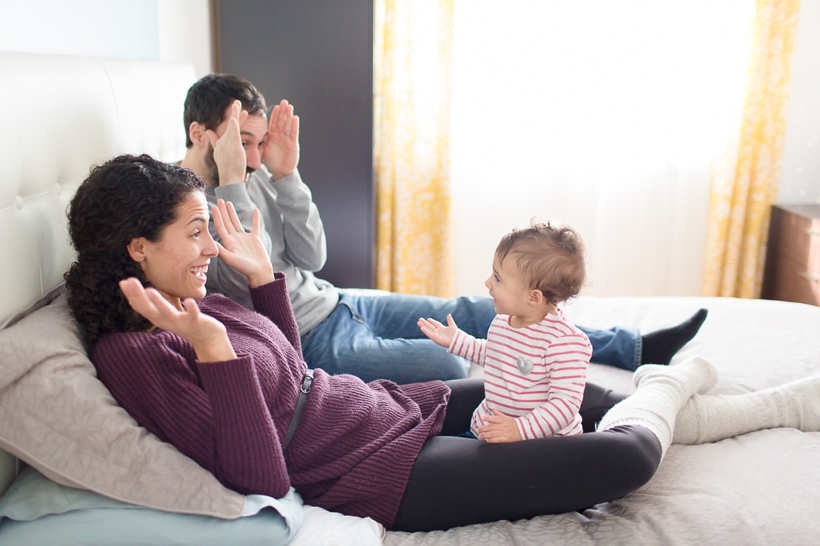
xmin=419 ymin=220 xmax=590 ymax=443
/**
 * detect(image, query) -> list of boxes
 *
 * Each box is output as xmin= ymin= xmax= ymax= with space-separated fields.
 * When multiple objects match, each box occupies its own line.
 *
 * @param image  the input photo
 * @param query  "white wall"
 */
xmin=449 ymin=1 xmax=753 ymax=298
xmin=778 ymin=0 xmax=820 ymax=204
xmin=449 ymin=1 xmax=819 ymax=299
xmin=158 ymin=0 xmax=213 ymax=78
xmin=0 ymin=0 xmax=212 ymax=77
xmin=0 ymin=0 xmax=159 ymax=59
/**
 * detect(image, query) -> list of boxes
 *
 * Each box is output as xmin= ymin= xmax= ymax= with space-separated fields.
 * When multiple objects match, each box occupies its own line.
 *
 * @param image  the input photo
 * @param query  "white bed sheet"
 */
xmin=373 ymin=296 xmax=820 ymax=545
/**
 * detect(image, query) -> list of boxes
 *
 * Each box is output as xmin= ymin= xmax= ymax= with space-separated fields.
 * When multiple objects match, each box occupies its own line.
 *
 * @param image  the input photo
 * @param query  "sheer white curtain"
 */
xmin=450 ymin=1 xmax=755 ymax=297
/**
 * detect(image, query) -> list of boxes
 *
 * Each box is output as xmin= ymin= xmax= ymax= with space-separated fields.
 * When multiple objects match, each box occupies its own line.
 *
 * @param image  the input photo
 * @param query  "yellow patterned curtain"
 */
xmin=373 ymin=0 xmax=455 ymax=296
xmin=702 ymin=0 xmax=801 ymax=298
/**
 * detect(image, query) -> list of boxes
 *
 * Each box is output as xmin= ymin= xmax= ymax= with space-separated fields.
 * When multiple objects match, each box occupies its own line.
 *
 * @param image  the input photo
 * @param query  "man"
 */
xmin=180 ymin=74 xmax=707 ymax=384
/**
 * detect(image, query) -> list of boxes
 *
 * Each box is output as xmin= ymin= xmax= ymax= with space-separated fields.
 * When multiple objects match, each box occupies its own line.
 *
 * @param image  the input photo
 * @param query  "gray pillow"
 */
xmin=0 ymin=292 xmax=247 ymax=518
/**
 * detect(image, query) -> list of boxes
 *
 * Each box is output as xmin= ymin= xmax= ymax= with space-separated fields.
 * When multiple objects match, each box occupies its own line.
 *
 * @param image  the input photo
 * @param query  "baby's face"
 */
xmin=484 ymin=255 xmax=530 ymax=318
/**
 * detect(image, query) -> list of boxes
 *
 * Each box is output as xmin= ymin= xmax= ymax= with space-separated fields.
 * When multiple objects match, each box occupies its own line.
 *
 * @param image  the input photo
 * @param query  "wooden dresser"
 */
xmin=761 ymin=204 xmax=820 ymax=306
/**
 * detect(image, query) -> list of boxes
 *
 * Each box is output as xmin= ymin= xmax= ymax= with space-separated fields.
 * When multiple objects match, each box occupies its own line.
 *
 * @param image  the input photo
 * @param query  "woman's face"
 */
xmin=132 ymin=192 xmax=217 ymax=308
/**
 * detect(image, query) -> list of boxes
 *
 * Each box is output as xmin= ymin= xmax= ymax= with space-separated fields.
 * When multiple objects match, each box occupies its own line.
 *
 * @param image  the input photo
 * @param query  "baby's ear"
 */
xmin=529 ymin=289 xmax=545 ymax=306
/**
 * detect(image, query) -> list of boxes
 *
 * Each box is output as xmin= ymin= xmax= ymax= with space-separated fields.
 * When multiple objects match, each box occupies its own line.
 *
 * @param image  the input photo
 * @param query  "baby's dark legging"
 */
xmin=392 ymin=378 xmax=662 ymax=532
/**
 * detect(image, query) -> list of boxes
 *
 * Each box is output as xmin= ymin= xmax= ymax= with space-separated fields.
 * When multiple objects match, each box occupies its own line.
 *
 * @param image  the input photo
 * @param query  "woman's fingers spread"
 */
xmin=215 ymin=199 xmax=237 ymax=235
xmin=225 ymin=201 xmax=244 ymax=232
xmin=212 ymin=203 xmax=226 ymax=234
xmin=181 ymin=297 xmax=201 ymax=318
xmin=251 ymin=208 xmax=261 ymax=236
xmin=144 ymin=287 xmax=176 ymax=315
xmin=119 ymin=278 xmax=150 ymax=309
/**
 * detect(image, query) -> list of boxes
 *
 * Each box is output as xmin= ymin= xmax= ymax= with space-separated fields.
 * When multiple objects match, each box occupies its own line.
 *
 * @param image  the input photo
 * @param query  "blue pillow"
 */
xmin=0 ymin=467 xmax=302 ymax=546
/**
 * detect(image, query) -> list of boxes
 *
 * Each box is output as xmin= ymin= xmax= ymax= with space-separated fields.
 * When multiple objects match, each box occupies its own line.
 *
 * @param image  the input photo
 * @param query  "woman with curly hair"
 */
xmin=65 ymin=151 xmax=820 ymax=532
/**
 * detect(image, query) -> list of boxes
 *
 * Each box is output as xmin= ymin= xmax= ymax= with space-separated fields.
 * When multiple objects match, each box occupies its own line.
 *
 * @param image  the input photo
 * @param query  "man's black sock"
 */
xmin=640 ymin=309 xmax=708 ymax=365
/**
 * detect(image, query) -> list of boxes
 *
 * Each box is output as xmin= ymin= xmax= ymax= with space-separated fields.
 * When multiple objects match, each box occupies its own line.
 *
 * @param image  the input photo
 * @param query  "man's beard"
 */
xmin=204 ymin=142 xmax=255 ymax=184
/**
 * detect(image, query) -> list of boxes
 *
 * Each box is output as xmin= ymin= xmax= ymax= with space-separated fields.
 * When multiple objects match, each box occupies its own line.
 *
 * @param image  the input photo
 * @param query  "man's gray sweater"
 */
xmin=204 ymin=168 xmax=339 ymax=334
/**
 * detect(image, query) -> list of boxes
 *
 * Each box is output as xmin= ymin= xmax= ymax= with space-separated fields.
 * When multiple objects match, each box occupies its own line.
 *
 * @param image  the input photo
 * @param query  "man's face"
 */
xmin=203 ymin=107 xmax=268 ymax=184
xmin=239 ymin=114 xmax=268 ymax=173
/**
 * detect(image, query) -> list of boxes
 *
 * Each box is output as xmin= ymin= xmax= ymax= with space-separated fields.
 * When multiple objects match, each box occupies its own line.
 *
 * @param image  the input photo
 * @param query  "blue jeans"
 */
xmin=300 ymin=290 xmax=641 ymax=385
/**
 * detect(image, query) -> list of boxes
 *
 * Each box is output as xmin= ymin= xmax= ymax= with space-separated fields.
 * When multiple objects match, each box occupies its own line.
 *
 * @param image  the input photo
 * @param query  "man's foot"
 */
xmin=640 ymin=309 xmax=708 ymax=365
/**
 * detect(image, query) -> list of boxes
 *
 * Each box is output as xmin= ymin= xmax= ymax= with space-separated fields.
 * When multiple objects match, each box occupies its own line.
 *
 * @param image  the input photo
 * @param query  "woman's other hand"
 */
xmin=417 ymin=314 xmax=458 ymax=349
xmin=119 ymin=277 xmax=237 ymax=363
xmin=212 ymin=199 xmax=275 ymax=288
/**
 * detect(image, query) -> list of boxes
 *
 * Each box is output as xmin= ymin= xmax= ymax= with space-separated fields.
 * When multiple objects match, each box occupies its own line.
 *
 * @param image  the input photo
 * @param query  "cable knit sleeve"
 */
xmin=249 ymin=272 xmax=303 ymax=356
xmin=92 ymin=333 xmax=291 ymax=499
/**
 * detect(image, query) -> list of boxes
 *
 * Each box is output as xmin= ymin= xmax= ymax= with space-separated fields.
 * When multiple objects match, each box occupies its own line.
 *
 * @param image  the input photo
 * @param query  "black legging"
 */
xmin=392 ymin=378 xmax=662 ymax=532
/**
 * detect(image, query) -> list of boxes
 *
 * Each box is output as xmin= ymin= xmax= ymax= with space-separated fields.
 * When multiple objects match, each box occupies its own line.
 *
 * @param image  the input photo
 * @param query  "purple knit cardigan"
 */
xmin=92 ymin=273 xmax=450 ymax=527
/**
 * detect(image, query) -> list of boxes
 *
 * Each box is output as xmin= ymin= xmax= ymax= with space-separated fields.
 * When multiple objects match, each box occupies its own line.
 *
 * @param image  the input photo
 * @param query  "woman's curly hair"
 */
xmin=65 ymin=154 xmax=205 ymax=348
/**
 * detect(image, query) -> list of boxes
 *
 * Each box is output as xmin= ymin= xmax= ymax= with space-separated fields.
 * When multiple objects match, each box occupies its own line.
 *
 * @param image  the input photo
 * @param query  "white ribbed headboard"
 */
xmin=0 ymin=52 xmax=196 ymax=496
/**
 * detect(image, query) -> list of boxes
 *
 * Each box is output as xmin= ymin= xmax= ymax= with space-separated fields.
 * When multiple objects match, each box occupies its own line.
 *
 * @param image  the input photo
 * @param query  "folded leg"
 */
xmin=392 ymin=425 xmax=661 ymax=532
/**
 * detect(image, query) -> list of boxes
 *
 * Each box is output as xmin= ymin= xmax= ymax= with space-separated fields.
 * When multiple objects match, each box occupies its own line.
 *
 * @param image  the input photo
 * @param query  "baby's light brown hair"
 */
xmin=495 ymin=220 xmax=586 ymax=306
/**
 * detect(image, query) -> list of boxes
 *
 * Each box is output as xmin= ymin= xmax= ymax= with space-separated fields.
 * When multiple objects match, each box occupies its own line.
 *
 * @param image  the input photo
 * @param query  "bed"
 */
xmin=0 ymin=51 xmax=818 ymax=546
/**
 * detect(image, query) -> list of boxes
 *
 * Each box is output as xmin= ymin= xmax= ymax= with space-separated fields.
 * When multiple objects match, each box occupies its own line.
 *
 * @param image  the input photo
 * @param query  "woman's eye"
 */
xmin=192 ymin=230 xmax=201 ymax=238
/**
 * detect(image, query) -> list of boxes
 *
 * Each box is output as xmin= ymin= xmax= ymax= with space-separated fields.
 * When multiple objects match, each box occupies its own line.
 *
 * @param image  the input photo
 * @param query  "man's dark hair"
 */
xmin=183 ymin=74 xmax=268 ymax=148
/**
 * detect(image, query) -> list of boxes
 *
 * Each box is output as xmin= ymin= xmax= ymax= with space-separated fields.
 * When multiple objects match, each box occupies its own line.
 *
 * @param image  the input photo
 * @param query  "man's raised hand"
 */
xmin=206 ymin=100 xmax=248 ymax=185
xmin=262 ymin=99 xmax=300 ymax=181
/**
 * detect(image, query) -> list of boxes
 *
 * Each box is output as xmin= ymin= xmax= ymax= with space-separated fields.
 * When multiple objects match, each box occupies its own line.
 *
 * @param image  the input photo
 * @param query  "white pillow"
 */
xmin=0 ymin=292 xmax=246 ymax=518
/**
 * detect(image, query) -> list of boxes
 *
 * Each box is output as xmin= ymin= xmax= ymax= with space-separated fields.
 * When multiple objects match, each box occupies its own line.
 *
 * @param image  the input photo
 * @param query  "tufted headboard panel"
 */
xmin=0 ymin=51 xmax=196 ymax=495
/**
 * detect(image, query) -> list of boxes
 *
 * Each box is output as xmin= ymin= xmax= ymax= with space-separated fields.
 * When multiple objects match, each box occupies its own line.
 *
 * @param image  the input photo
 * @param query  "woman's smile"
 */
xmin=191 ymin=263 xmax=210 ymax=283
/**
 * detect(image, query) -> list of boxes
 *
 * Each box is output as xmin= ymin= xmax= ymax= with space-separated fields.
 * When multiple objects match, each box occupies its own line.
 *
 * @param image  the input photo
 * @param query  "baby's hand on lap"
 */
xmin=477 ymin=409 xmax=523 ymax=443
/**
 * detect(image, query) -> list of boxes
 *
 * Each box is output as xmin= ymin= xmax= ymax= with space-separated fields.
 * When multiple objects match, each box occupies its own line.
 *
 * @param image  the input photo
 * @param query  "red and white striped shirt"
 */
xmin=449 ymin=312 xmax=591 ymax=440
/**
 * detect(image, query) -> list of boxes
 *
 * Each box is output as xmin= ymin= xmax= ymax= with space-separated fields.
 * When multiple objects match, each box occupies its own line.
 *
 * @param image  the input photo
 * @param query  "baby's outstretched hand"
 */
xmin=417 ymin=314 xmax=458 ymax=349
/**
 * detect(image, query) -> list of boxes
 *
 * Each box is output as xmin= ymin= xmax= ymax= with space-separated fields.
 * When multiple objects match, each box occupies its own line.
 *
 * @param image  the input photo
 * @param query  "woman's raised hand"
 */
xmin=119 ymin=278 xmax=237 ymax=363
xmin=212 ymin=199 xmax=275 ymax=288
